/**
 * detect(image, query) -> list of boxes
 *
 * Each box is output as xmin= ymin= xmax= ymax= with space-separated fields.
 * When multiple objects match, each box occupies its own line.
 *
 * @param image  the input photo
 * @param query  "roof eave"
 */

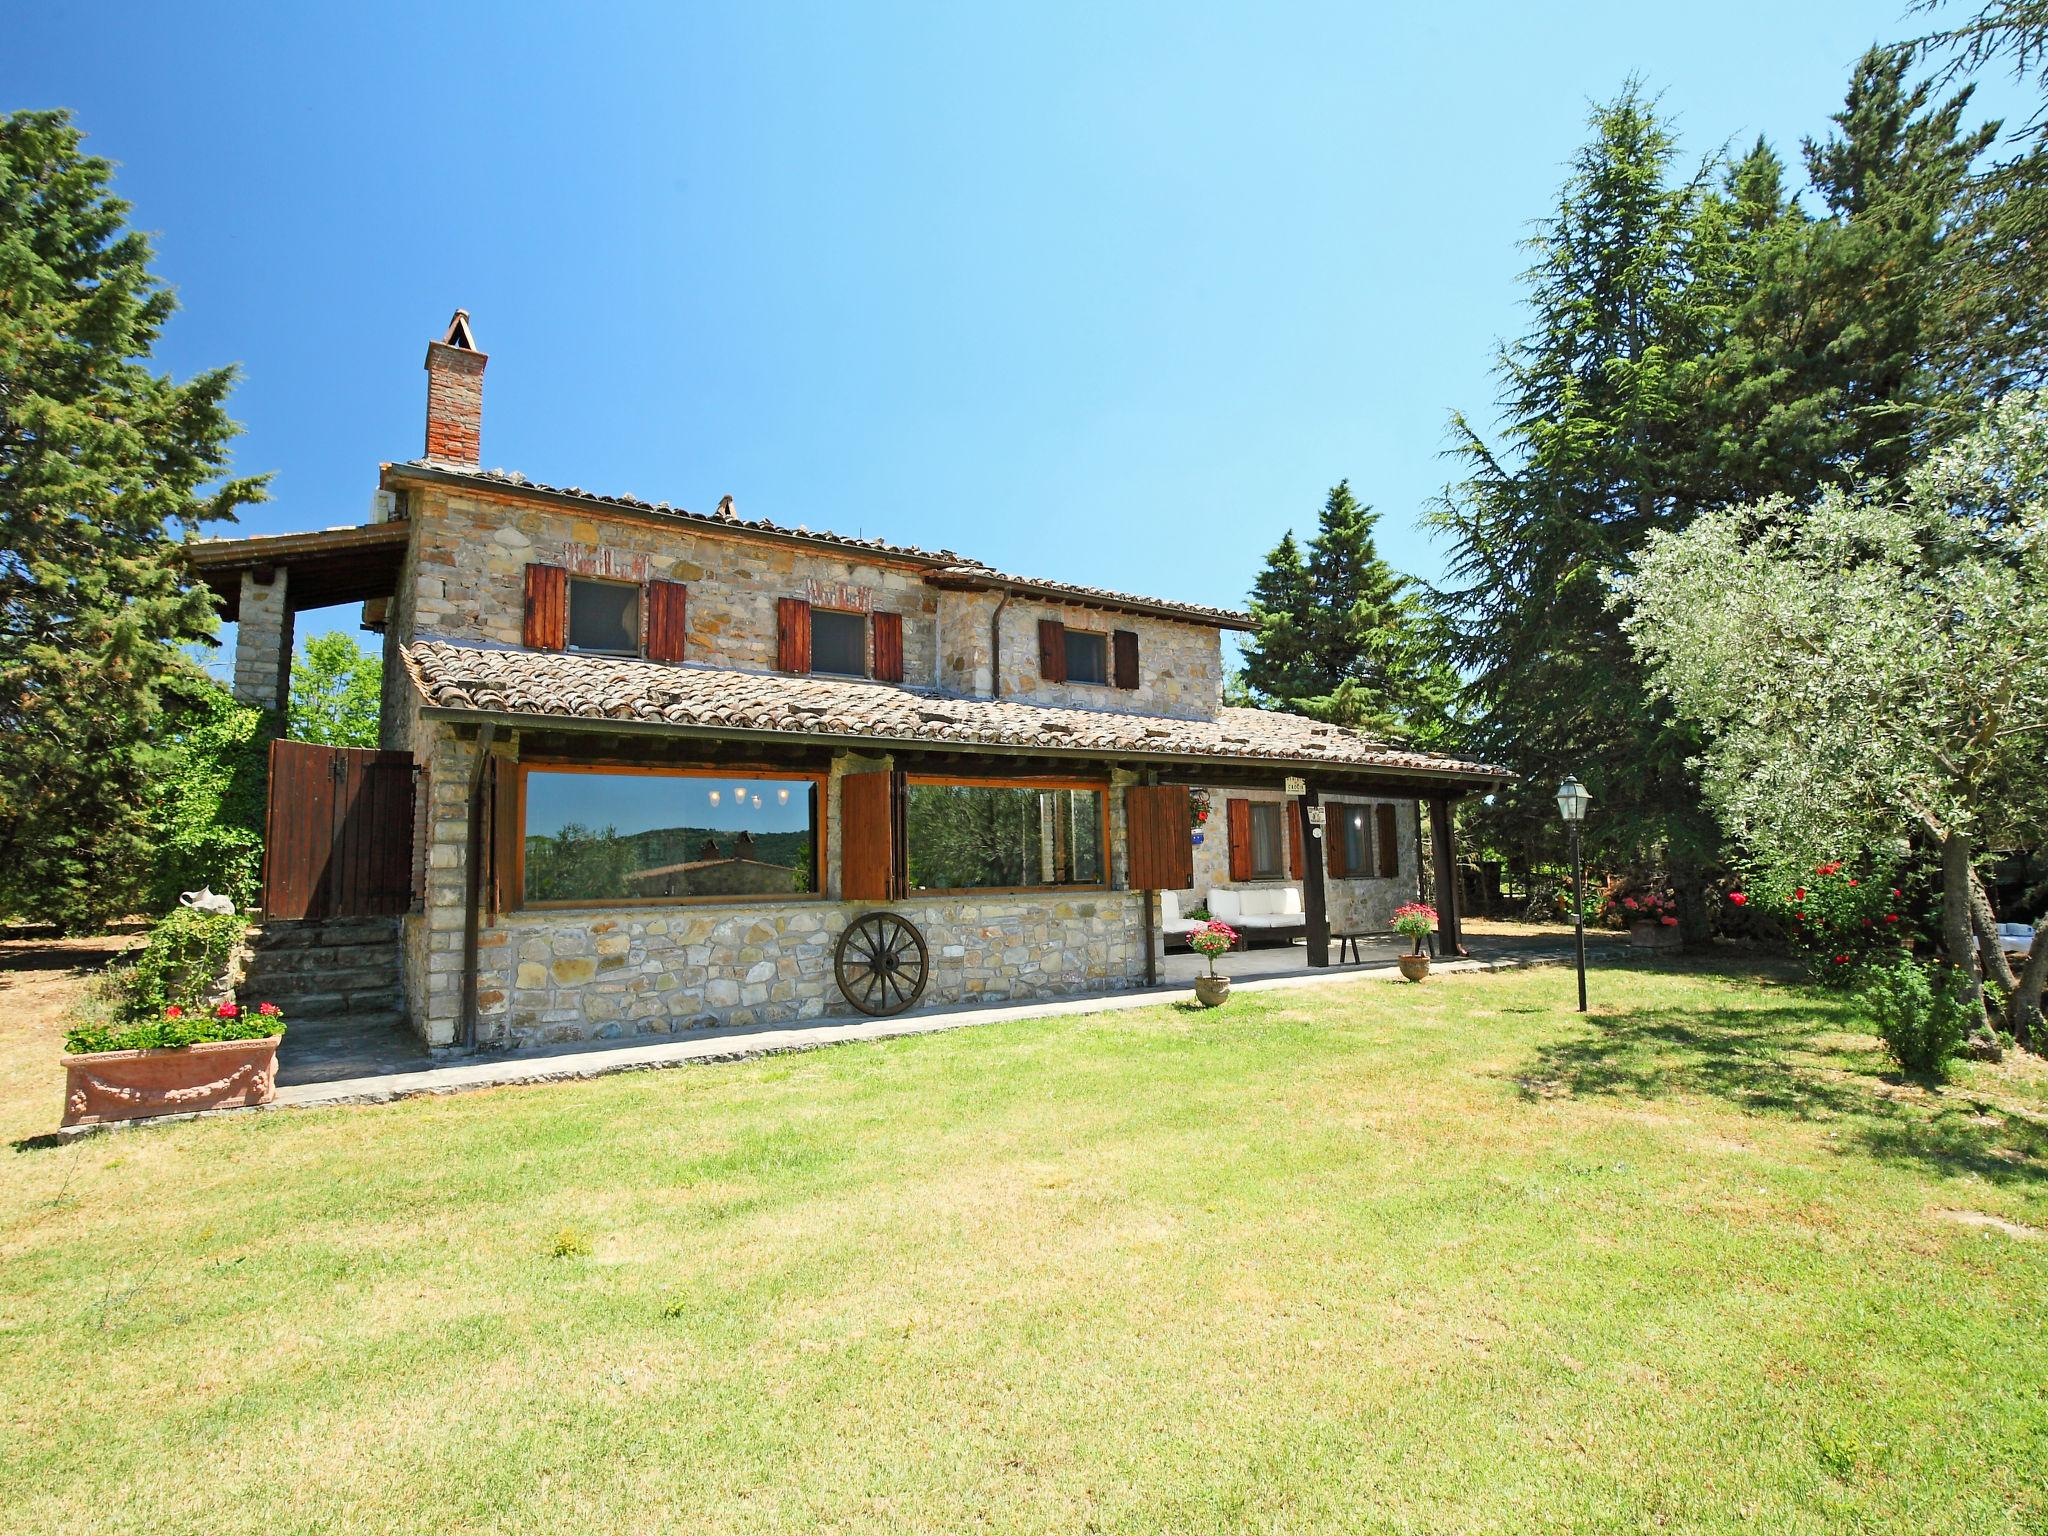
xmin=412 ymin=701 xmax=1509 ymax=789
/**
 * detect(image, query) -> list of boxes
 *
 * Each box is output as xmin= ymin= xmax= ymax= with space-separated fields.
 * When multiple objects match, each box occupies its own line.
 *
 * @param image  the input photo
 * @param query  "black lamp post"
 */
xmin=1556 ymin=775 xmax=1592 ymax=1013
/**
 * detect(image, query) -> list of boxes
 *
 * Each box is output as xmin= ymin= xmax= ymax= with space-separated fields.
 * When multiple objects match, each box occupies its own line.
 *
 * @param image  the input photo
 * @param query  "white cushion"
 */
xmin=1208 ymin=889 xmax=1243 ymax=921
xmin=1999 ymin=921 xmax=2035 ymax=956
xmin=1159 ymin=889 xmax=1197 ymax=936
xmin=1276 ymin=887 xmax=1303 ymax=917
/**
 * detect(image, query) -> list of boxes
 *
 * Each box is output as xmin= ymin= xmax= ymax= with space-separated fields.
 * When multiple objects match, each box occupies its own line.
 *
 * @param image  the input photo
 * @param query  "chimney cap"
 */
xmin=439 ymin=309 xmax=478 ymax=351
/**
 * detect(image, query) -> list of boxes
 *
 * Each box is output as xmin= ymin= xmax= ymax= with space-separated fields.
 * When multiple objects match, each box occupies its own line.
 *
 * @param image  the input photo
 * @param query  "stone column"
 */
xmin=234 ymin=567 xmax=293 ymax=725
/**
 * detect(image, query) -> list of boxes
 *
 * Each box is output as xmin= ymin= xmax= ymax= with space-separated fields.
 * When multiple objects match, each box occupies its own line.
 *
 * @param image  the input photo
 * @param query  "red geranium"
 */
xmin=164 ymin=1005 xmax=183 ymax=1019
xmin=1729 ymin=892 xmax=1747 ymax=906
xmin=215 ymin=1002 xmax=239 ymax=1019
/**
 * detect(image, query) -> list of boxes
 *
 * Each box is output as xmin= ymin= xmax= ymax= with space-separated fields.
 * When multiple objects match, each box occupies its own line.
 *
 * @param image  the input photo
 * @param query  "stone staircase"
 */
xmin=241 ymin=917 xmax=407 ymax=1029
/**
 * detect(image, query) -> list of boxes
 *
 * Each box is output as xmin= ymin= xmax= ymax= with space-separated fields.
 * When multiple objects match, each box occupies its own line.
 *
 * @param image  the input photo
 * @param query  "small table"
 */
xmin=1332 ymin=931 xmax=1373 ymax=964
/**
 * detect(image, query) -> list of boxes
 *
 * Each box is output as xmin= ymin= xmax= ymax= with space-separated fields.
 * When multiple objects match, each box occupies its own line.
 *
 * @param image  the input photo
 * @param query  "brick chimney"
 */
xmin=423 ymin=309 xmax=486 ymax=465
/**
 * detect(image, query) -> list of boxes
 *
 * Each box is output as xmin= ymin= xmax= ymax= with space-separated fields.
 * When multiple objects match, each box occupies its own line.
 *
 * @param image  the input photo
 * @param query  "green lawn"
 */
xmin=4 ymin=957 xmax=2047 ymax=1533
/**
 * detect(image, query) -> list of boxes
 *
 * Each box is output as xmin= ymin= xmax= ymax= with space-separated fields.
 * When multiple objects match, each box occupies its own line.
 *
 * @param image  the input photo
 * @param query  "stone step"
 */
xmin=249 ymin=918 xmax=401 ymax=952
xmin=261 ymin=986 xmax=407 ymax=1021
xmin=242 ymin=945 xmax=403 ymax=978
xmin=242 ymin=964 xmax=401 ymax=998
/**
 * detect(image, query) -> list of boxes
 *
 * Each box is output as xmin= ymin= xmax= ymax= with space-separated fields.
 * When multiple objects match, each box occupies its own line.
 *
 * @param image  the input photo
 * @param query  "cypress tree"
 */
xmin=0 ymin=111 xmax=266 ymax=932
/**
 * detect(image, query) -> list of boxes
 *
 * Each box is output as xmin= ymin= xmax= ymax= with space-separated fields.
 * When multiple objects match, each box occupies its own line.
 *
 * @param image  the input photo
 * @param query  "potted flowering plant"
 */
xmin=63 ymin=998 xmax=287 ymax=1129
xmin=1188 ymin=920 xmax=1238 ymax=1006
xmin=1610 ymin=890 xmax=1682 ymax=950
xmin=1391 ymin=903 xmax=1436 ymax=980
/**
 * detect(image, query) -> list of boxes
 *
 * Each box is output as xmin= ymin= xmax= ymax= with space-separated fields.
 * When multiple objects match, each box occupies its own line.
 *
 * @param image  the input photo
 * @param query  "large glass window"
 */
xmin=905 ymin=779 xmax=1106 ymax=891
xmin=521 ymin=768 xmax=820 ymax=905
xmin=1248 ymin=802 xmax=1285 ymax=880
xmin=1064 ymin=629 xmax=1108 ymax=685
xmin=810 ymin=609 xmax=867 ymax=676
xmin=567 ymin=577 xmax=641 ymax=655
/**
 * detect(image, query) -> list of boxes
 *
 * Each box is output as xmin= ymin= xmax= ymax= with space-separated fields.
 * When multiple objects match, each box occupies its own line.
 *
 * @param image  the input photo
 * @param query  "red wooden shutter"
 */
xmin=1112 ymin=629 xmax=1140 ymax=690
xmin=646 ymin=580 xmax=688 ymax=663
xmin=1376 ymin=803 xmax=1400 ymax=878
xmin=1327 ymin=805 xmax=1349 ymax=878
xmin=840 ymin=770 xmax=895 ymax=900
xmin=487 ymin=756 xmax=521 ymax=913
xmin=777 ymin=597 xmax=812 ymax=674
xmin=871 ymin=611 xmax=904 ymax=683
xmin=1037 ymin=619 xmax=1067 ymax=682
xmin=1288 ymin=802 xmax=1305 ymax=880
xmin=1125 ymin=785 xmax=1194 ymax=891
xmin=522 ymin=564 xmax=567 ymax=651
xmin=1226 ymin=798 xmax=1253 ymax=882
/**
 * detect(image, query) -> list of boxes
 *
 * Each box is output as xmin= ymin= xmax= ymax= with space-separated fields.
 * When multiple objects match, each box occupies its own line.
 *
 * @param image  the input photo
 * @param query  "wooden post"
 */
xmin=460 ymin=723 xmax=497 ymax=1051
xmin=1300 ymin=785 xmax=1329 ymax=967
xmin=1429 ymin=795 xmax=1464 ymax=957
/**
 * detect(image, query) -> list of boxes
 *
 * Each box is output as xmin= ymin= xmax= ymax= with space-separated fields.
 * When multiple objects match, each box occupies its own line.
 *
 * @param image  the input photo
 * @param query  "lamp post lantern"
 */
xmin=1555 ymin=776 xmax=1592 ymax=1013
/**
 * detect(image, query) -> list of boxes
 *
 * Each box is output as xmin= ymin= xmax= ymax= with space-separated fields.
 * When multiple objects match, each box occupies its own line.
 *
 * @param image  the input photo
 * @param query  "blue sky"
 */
xmin=8 ymin=2 xmax=2027 ymax=669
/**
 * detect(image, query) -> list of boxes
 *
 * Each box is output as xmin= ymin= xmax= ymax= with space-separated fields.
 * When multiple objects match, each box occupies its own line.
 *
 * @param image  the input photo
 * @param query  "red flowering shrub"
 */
xmin=1736 ymin=858 xmax=1927 ymax=986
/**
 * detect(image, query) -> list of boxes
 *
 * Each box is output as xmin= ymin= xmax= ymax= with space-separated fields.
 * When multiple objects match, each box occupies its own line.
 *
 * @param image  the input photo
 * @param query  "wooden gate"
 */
xmin=263 ymin=740 xmax=417 ymax=920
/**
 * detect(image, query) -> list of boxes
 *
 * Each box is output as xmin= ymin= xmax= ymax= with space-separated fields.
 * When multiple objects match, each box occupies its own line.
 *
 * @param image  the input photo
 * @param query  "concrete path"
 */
xmin=51 ymin=942 xmax=1595 ymax=1139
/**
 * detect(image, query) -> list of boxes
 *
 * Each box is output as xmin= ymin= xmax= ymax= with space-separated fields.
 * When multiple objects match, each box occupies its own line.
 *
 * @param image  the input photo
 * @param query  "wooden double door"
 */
xmin=263 ymin=740 xmax=417 ymax=920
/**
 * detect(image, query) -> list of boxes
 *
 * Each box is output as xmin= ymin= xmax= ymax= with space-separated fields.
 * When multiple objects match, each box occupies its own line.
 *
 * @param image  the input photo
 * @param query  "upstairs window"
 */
xmin=567 ymin=577 xmax=640 ymax=655
xmin=1063 ymin=629 xmax=1108 ymax=685
xmin=810 ymin=609 xmax=868 ymax=677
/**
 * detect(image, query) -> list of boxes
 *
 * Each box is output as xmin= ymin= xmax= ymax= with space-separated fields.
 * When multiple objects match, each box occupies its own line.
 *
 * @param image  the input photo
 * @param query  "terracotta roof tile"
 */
xmin=404 ymin=641 xmax=1508 ymax=782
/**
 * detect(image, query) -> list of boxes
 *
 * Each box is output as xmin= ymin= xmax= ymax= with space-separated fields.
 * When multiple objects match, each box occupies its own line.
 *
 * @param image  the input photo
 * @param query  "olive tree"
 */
xmin=1613 ymin=394 xmax=2048 ymax=1040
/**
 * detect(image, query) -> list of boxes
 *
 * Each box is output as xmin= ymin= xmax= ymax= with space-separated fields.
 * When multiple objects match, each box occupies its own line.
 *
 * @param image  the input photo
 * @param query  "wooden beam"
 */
xmin=1429 ymin=795 xmax=1465 ymax=957
xmin=1300 ymin=784 xmax=1330 ymax=968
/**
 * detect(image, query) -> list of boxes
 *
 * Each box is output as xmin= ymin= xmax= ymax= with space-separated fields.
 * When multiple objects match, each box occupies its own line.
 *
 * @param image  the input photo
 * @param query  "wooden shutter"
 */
xmin=1327 ymin=805 xmax=1349 ymax=878
xmin=646 ymin=580 xmax=688 ymax=663
xmin=777 ymin=597 xmax=812 ymax=674
xmin=840 ymin=770 xmax=896 ymax=901
xmin=1288 ymin=802 xmax=1305 ymax=881
xmin=872 ymin=612 xmax=905 ymax=683
xmin=1112 ymin=629 xmax=1140 ymax=690
xmin=1125 ymin=785 xmax=1194 ymax=891
xmin=1375 ymin=803 xmax=1400 ymax=878
xmin=522 ymin=563 xmax=566 ymax=651
xmin=1226 ymin=798 xmax=1253 ymax=882
xmin=487 ymin=755 xmax=521 ymax=914
xmin=1037 ymin=619 xmax=1067 ymax=682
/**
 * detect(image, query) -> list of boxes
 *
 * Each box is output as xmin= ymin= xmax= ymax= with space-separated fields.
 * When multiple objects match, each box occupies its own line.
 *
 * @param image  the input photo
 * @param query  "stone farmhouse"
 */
xmin=193 ymin=314 xmax=1507 ymax=1049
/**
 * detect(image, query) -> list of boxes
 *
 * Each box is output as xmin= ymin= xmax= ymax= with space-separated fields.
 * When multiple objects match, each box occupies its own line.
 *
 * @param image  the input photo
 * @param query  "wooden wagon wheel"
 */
xmin=834 ymin=911 xmax=930 ymax=1017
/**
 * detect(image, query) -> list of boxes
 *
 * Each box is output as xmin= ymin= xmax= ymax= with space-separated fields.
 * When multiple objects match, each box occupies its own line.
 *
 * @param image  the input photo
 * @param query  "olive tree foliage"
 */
xmin=1613 ymin=394 xmax=2048 ymax=1038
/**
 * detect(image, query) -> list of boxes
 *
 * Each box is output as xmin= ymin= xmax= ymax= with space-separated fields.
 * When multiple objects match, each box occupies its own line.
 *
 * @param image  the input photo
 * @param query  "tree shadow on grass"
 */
xmin=1515 ymin=966 xmax=2048 ymax=1188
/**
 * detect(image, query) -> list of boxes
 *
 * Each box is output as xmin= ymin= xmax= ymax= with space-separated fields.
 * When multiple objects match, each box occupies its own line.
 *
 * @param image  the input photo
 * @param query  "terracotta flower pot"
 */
xmin=1398 ymin=952 xmax=1430 ymax=982
xmin=1193 ymin=974 xmax=1232 ymax=1008
xmin=1628 ymin=919 xmax=1683 ymax=951
xmin=61 ymin=1035 xmax=281 ymax=1128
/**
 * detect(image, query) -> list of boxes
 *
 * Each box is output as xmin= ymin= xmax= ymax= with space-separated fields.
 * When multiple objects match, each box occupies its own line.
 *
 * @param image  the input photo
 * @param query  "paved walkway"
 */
xmin=54 ymin=931 xmax=1621 ymax=1138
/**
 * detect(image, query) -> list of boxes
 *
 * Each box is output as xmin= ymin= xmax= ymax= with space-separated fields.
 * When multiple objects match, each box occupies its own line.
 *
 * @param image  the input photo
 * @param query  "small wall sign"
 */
xmin=1284 ymin=775 xmax=1307 ymax=797
xmin=563 ymin=543 xmax=652 ymax=583
xmin=807 ymin=578 xmax=875 ymax=613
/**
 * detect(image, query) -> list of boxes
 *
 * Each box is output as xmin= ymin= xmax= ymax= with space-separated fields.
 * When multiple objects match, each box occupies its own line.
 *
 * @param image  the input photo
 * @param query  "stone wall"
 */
xmin=404 ymin=485 xmax=943 ymax=683
xmin=233 ymin=568 xmax=293 ymax=716
xmin=393 ymin=484 xmax=1226 ymax=722
xmin=935 ymin=588 xmax=1224 ymax=721
xmin=489 ymin=891 xmax=1145 ymax=1047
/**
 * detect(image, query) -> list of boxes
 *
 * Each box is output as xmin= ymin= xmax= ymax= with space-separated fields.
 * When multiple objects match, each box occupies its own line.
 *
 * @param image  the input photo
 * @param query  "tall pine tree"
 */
xmin=1430 ymin=86 xmax=1723 ymax=905
xmin=0 ymin=111 xmax=266 ymax=931
xmin=1240 ymin=481 xmax=1459 ymax=746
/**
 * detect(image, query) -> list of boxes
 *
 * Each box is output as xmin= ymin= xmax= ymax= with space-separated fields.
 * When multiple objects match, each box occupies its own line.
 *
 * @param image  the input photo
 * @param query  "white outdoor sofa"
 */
xmin=1998 ymin=922 xmax=2036 ymax=960
xmin=1159 ymin=889 xmax=1201 ymax=948
xmin=1206 ymin=886 xmax=1307 ymax=947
